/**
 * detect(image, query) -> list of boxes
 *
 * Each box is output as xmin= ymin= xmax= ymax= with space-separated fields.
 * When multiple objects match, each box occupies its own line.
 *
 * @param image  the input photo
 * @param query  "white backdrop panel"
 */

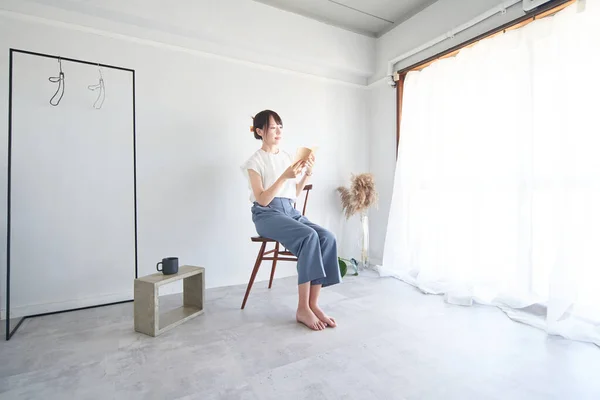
xmin=10 ymin=52 xmax=135 ymax=317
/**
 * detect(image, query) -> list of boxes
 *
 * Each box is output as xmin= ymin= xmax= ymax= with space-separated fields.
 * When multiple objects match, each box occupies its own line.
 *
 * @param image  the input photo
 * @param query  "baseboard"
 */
xmin=0 ymin=291 xmax=134 ymax=320
xmin=370 ymin=257 xmax=383 ymax=267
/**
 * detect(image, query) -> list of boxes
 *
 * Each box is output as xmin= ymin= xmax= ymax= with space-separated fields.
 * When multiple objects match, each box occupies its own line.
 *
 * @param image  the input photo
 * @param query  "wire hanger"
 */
xmin=48 ymin=57 xmax=65 ymax=106
xmin=87 ymin=64 xmax=105 ymax=109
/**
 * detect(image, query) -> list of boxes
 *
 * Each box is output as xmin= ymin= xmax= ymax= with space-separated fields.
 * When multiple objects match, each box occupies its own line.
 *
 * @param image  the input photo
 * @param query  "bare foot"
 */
xmin=296 ymin=307 xmax=326 ymax=331
xmin=310 ymin=304 xmax=337 ymax=328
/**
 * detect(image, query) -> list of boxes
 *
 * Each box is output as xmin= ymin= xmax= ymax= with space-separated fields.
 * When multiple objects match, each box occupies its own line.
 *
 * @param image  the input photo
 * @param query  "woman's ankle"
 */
xmin=297 ymin=304 xmax=311 ymax=312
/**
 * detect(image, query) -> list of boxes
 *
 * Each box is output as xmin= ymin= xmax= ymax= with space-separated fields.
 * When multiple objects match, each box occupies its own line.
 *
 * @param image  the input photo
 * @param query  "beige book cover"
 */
xmin=294 ymin=146 xmax=319 ymax=162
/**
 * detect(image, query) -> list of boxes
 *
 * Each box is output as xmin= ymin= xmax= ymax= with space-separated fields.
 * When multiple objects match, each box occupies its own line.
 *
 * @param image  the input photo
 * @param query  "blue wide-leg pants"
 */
xmin=252 ymin=198 xmax=341 ymax=287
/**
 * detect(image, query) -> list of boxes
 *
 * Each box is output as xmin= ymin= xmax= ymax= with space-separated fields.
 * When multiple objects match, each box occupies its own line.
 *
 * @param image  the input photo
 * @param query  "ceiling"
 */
xmin=252 ymin=0 xmax=441 ymax=37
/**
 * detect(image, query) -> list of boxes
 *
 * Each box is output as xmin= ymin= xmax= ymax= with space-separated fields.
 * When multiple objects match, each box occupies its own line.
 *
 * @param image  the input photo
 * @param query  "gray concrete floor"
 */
xmin=1 ymin=272 xmax=600 ymax=399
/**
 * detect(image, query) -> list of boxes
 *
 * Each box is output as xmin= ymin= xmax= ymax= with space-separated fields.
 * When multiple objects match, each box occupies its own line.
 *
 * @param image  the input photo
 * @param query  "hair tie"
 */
xmin=250 ymin=126 xmax=254 ymax=132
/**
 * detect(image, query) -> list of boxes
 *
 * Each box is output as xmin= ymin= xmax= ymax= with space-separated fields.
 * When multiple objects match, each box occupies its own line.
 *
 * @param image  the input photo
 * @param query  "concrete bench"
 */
xmin=134 ymin=265 xmax=205 ymax=337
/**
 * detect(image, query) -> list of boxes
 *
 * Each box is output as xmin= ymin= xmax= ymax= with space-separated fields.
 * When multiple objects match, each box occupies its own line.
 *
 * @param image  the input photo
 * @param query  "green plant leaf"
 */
xmin=338 ymin=258 xmax=347 ymax=278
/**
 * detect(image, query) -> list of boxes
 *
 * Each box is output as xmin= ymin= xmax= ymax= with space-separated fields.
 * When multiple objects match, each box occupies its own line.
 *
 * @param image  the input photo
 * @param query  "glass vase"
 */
xmin=360 ymin=213 xmax=369 ymax=270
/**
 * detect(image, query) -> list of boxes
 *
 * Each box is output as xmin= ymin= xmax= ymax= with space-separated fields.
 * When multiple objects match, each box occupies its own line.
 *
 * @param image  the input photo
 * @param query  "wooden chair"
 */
xmin=241 ymin=184 xmax=313 ymax=309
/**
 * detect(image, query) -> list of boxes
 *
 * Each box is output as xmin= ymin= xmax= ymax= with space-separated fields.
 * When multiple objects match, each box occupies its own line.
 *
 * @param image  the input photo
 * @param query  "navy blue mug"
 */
xmin=157 ymin=257 xmax=179 ymax=275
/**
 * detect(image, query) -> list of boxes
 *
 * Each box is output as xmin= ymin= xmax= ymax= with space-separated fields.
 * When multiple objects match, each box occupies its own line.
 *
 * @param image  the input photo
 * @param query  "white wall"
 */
xmin=366 ymin=80 xmax=396 ymax=266
xmin=367 ymin=0 xmax=530 ymax=265
xmin=0 ymin=0 xmax=371 ymax=317
xmin=0 ymin=0 xmax=375 ymax=85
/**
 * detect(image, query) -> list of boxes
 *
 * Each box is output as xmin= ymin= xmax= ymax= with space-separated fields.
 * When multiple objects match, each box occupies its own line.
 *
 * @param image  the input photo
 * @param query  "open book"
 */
xmin=293 ymin=146 xmax=318 ymax=163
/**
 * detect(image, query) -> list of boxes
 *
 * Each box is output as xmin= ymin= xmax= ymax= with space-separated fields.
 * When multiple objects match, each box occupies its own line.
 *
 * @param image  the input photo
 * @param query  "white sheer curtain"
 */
xmin=381 ymin=1 xmax=600 ymax=346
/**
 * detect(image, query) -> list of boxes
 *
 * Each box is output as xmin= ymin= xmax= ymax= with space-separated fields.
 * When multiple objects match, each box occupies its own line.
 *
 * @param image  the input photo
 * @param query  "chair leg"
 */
xmin=241 ymin=242 xmax=266 ymax=309
xmin=268 ymin=242 xmax=279 ymax=289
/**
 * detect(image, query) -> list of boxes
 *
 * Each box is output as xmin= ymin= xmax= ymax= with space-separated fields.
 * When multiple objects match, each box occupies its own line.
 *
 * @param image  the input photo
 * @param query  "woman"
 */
xmin=241 ymin=109 xmax=341 ymax=331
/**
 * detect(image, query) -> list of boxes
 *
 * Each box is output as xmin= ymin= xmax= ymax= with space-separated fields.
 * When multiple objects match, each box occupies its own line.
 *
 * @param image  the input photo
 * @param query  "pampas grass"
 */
xmin=337 ymin=173 xmax=378 ymax=219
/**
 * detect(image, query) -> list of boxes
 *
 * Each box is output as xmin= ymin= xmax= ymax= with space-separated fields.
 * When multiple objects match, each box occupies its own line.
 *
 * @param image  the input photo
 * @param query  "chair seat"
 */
xmin=250 ymin=236 xmax=275 ymax=243
xmin=249 ymin=237 xmax=295 ymax=257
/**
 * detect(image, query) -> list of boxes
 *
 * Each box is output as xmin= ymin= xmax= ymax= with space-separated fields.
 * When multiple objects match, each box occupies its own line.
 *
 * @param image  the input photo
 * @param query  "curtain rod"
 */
xmin=384 ymin=0 xmax=521 ymax=86
xmin=386 ymin=0 xmax=573 ymax=86
xmin=396 ymin=0 xmax=574 ymax=78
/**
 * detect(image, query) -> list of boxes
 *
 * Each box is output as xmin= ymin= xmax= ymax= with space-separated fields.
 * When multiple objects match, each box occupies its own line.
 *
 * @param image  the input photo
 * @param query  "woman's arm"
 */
xmin=296 ymin=172 xmax=311 ymax=197
xmin=296 ymin=155 xmax=314 ymax=197
xmin=248 ymin=170 xmax=287 ymax=207
xmin=248 ymin=160 xmax=304 ymax=207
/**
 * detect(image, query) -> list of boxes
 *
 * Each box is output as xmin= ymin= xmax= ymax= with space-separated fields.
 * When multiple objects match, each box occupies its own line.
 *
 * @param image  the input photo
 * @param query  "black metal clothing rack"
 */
xmin=5 ymin=48 xmax=138 ymax=340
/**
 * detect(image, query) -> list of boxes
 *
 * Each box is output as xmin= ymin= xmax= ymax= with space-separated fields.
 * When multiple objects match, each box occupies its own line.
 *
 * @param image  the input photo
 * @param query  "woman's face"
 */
xmin=259 ymin=115 xmax=282 ymax=145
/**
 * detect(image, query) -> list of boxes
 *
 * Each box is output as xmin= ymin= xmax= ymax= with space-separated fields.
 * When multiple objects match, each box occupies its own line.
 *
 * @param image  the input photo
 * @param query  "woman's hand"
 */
xmin=283 ymin=160 xmax=305 ymax=179
xmin=305 ymin=154 xmax=315 ymax=176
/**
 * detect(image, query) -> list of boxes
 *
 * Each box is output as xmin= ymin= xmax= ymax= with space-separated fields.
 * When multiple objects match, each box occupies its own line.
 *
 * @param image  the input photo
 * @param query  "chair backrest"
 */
xmin=295 ymin=184 xmax=313 ymax=216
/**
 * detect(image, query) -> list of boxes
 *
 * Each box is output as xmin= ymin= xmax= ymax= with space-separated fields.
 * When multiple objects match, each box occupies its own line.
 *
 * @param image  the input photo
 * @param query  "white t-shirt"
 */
xmin=241 ymin=149 xmax=297 ymax=203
